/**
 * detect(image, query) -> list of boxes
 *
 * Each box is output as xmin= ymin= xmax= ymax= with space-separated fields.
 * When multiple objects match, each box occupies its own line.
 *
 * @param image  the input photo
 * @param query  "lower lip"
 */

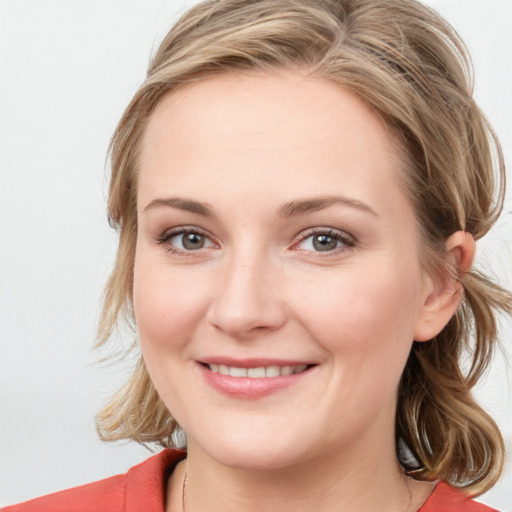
xmin=199 ymin=364 xmax=313 ymax=399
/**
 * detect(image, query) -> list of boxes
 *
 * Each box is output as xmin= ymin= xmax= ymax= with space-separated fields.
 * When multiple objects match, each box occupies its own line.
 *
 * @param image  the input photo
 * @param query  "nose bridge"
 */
xmin=207 ymin=243 xmax=286 ymax=337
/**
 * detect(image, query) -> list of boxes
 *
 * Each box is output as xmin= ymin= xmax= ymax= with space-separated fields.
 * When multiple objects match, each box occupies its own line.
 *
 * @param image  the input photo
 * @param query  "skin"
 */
xmin=133 ymin=70 xmax=474 ymax=512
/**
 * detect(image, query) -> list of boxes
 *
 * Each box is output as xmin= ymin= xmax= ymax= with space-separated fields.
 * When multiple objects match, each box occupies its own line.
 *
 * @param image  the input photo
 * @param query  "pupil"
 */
xmin=313 ymin=235 xmax=337 ymax=251
xmin=183 ymin=233 xmax=204 ymax=250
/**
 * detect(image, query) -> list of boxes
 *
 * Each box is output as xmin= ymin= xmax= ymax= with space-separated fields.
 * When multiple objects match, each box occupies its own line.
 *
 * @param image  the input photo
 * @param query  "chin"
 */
xmin=190 ymin=426 xmax=311 ymax=471
xmin=211 ymin=446 xmax=304 ymax=472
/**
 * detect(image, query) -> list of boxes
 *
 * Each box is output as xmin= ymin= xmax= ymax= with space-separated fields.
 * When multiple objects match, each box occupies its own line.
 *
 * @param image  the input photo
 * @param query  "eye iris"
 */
xmin=182 ymin=232 xmax=205 ymax=250
xmin=313 ymin=234 xmax=338 ymax=251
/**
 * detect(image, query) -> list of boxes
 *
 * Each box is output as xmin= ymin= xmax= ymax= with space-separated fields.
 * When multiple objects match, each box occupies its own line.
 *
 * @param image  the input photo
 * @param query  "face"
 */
xmin=134 ymin=71 xmax=434 ymax=470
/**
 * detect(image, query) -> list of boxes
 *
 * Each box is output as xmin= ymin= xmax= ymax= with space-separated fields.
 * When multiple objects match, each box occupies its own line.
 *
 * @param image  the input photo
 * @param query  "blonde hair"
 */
xmin=96 ymin=0 xmax=511 ymax=495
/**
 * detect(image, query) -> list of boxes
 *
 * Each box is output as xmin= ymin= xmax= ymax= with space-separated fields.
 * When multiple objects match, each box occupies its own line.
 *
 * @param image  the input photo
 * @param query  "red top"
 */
xmin=2 ymin=449 xmax=498 ymax=512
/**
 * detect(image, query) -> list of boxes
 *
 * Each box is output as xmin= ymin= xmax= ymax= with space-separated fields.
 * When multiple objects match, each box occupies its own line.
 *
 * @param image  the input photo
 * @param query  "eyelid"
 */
xmin=155 ymin=225 xmax=356 ymax=256
xmin=292 ymin=227 xmax=356 ymax=254
xmin=156 ymin=225 xmax=218 ymax=254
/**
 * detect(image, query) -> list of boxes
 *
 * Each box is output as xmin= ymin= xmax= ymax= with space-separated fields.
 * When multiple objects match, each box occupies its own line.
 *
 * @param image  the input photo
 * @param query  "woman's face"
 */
xmin=134 ymin=71 xmax=435 ymax=470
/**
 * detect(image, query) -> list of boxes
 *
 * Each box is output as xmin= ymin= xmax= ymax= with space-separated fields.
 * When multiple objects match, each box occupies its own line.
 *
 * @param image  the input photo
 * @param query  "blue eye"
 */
xmin=296 ymin=229 xmax=355 ymax=253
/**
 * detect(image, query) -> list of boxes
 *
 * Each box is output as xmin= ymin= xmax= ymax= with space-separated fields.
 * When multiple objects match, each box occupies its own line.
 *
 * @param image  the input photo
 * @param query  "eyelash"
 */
xmin=156 ymin=226 xmax=356 ymax=256
xmin=156 ymin=226 xmax=216 ymax=256
xmin=293 ymin=228 xmax=356 ymax=256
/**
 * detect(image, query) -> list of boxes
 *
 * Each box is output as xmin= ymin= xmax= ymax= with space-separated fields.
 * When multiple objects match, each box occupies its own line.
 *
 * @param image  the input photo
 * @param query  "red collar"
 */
xmin=125 ymin=450 xmax=496 ymax=512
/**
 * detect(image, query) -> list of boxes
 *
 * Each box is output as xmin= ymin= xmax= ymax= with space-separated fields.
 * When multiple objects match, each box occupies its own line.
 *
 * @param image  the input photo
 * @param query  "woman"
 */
xmin=4 ymin=0 xmax=510 ymax=511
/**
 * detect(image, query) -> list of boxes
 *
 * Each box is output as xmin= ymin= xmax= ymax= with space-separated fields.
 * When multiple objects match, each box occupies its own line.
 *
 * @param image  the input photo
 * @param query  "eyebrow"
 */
xmin=279 ymin=195 xmax=378 ymax=218
xmin=142 ymin=194 xmax=378 ymax=218
xmin=143 ymin=197 xmax=216 ymax=217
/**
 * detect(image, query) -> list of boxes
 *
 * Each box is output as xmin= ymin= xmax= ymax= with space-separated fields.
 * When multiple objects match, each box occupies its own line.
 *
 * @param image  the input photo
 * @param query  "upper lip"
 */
xmin=198 ymin=357 xmax=317 ymax=368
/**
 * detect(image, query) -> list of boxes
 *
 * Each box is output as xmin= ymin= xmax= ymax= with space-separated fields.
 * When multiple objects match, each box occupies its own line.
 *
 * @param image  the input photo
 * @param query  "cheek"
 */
xmin=132 ymin=254 xmax=210 ymax=354
xmin=290 ymin=262 xmax=424 ymax=359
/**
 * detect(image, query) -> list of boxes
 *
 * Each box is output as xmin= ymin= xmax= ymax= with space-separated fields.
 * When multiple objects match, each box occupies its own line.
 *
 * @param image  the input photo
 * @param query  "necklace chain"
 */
xmin=181 ymin=461 xmax=188 ymax=512
xmin=403 ymin=473 xmax=414 ymax=512
xmin=181 ymin=461 xmax=413 ymax=512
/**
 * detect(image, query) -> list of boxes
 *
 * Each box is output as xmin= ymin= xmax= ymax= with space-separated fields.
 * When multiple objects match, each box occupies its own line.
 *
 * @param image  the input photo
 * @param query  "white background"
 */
xmin=0 ymin=0 xmax=511 ymax=509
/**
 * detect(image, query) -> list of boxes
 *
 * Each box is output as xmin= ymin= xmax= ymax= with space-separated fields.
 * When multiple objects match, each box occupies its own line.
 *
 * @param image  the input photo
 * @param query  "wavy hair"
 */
xmin=96 ymin=0 xmax=511 ymax=496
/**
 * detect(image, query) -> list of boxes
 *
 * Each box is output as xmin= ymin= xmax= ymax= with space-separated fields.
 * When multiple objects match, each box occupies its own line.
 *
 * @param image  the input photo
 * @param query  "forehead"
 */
xmin=137 ymin=70 xmax=406 ymax=212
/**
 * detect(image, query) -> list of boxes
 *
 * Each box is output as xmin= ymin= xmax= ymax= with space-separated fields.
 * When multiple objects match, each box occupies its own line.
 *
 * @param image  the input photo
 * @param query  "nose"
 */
xmin=206 ymin=252 xmax=287 ymax=339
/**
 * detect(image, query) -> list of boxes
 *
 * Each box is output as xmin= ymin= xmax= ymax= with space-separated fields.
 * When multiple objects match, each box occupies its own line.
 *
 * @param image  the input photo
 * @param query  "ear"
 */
xmin=413 ymin=231 xmax=476 ymax=342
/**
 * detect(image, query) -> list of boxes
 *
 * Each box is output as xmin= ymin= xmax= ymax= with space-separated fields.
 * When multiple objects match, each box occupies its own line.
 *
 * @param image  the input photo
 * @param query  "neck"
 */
xmin=173 ymin=435 xmax=423 ymax=512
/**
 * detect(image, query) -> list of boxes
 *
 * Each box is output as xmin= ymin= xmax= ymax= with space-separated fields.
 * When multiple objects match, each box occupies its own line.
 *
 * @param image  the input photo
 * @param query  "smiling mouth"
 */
xmin=203 ymin=363 xmax=312 ymax=378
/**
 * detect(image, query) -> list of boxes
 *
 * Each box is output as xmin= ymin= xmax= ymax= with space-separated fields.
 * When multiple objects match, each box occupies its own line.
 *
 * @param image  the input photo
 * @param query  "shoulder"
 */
xmin=419 ymin=481 xmax=500 ymax=512
xmin=1 ymin=474 xmax=126 ymax=512
xmin=2 ymin=449 xmax=185 ymax=512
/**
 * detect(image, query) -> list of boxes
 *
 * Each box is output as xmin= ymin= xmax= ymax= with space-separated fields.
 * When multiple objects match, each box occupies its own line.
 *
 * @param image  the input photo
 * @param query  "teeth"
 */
xmin=293 ymin=364 xmax=307 ymax=374
xmin=229 ymin=366 xmax=247 ymax=377
xmin=281 ymin=365 xmax=293 ymax=376
xmin=207 ymin=364 xmax=309 ymax=378
xmin=265 ymin=365 xmax=280 ymax=378
xmin=247 ymin=367 xmax=266 ymax=378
